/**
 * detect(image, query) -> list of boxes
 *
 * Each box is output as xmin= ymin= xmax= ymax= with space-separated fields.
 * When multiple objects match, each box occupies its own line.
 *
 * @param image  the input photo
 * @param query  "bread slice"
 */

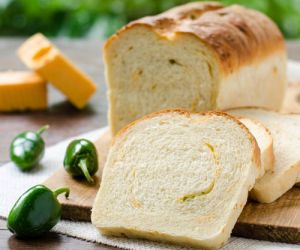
xmin=239 ymin=117 xmax=274 ymax=176
xmin=228 ymin=108 xmax=300 ymax=203
xmin=91 ymin=110 xmax=260 ymax=249
xmin=104 ymin=2 xmax=286 ymax=135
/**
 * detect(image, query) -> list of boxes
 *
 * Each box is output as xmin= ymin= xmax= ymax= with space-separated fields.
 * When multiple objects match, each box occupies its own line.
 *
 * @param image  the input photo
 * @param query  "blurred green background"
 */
xmin=0 ymin=0 xmax=300 ymax=39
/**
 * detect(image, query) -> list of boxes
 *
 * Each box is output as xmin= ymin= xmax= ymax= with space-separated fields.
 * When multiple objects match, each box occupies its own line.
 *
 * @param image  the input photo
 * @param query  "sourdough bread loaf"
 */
xmin=104 ymin=2 xmax=286 ymax=135
xmin=229 ymin=108 xmax=300 ymax=203
xmin=239 ymin=117 xmax=274 ymax=176
xmin=91 ymin=110 xmax=260 ymax=249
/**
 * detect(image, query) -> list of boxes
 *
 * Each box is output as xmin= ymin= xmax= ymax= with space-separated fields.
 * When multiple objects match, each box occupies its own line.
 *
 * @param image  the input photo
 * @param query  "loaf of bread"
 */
xmin=92 ymin=110 xmax=260 ymax=249
xmin=104 ymin=2 xmax=287 ymax=135
xmin=229 ymin=108 xmax=300 ymax=203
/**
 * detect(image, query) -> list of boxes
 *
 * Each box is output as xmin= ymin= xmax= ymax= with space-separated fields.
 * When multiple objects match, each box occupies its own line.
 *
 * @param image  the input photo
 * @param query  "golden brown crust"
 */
xmin=112 ymin=108 xmax=261 ymax=173
xmin=235 ymin=114 xmax=273 ymax=141
xmin=105 ymin=2 xmax=285 ymax=74
xmin=239 ymin=116 xmax=274 ymax=171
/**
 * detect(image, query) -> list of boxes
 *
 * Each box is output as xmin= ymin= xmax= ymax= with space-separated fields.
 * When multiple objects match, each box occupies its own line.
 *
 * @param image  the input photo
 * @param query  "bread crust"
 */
xmin=104 ymin=2 xmax=285 ymax=74
xmin=237 ymin=116 xmax=274 ymax=172
xmin=113 ymin=108 xmax=261 ymax=174
xmin=251 ymin=120 xmax=274 ymax=171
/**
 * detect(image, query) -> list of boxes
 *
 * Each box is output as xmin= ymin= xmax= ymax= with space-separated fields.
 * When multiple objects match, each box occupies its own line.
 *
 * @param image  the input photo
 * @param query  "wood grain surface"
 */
xmin=234 ymin=187 xmax=300 ymax=243
xmin=1 ymin=39 xmax=300 ymax=249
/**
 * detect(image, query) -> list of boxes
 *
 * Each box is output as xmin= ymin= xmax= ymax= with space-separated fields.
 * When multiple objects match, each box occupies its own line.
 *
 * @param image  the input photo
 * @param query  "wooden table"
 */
xmin=0 ymin=38 xmax=300 ymax=249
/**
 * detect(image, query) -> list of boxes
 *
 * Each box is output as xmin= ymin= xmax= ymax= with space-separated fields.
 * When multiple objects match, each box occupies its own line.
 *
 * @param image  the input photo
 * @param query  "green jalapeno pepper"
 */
xmin=10 ymin=125 xmax=49 ymax=171
xmin=63 ymin=139 xmax=98 ymax=183
xmin=7 ymin=184 xmax=69 ymax=238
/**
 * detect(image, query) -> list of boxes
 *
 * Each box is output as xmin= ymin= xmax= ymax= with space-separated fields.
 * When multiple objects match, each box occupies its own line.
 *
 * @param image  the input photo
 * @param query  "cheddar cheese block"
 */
xmin=17 ymin=33 xmax=97 ymax=109
xmin=0 ymin=71 xmax=47 ymax=111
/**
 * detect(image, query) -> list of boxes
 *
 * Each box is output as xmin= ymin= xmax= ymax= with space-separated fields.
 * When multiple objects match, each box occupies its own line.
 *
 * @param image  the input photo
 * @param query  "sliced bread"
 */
xmin=239 ymin=117 xmax=274 ymax=176
xmin=228 ymin=108 xmax=300 ymax=203
xmin=91 ymin=110 xmax=260 ymax=249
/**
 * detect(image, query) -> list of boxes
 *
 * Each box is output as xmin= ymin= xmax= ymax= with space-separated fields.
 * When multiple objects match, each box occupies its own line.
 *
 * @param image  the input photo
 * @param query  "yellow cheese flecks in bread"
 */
xmin=0 ymin=71 xmax=47 ymax=111
xmin=17 ymin=33 xmax=97 ymax=109
xmin=92 ymin=110 xmax=260 ymax=249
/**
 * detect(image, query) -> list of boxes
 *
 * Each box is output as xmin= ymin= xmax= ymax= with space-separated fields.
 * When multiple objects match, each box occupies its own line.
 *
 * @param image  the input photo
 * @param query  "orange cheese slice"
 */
xmin=17 ymin=33 xmax=97 ymax=109
xmin=0 ymin=71 xmax=47 ymax=111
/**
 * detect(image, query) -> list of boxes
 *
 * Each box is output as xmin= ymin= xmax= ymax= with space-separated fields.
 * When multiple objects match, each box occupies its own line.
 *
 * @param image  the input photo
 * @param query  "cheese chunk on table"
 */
xmin=17 ymin=33 xmax=97 ymax=109
xmin=0 ymin=71 xmax=47 ymax=111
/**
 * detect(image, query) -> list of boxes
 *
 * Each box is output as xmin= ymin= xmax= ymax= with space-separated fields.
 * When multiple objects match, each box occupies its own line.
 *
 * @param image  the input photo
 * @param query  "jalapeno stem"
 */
xmin=37 ymin=125 xmax=50 ymax=135
xmin=78 ymin=158 xmax=94 ymax=183
xmin=53 ymin=187 xmax=70 ymax=198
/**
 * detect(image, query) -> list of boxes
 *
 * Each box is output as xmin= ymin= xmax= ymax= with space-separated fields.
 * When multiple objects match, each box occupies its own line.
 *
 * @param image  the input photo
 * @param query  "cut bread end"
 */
xmin=105 ymin=25 xmax=220 ymax=135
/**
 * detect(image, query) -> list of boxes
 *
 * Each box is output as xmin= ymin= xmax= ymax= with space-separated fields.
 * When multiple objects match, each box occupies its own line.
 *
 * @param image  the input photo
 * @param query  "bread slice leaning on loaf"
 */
xmin=92 ymin=110 xmax=260 ymax=249
xmin=104 ymin=2 xmax=287 ymax=135
xmin=228 ymin=108 xmax=300 ymax=203
xmin=239 ymin=117 xmax=274 ymax=176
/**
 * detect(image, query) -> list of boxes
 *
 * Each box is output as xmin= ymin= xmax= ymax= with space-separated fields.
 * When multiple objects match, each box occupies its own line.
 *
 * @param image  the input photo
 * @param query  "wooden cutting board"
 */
xmin=44 ymin=83 xmax=300 ymax=244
